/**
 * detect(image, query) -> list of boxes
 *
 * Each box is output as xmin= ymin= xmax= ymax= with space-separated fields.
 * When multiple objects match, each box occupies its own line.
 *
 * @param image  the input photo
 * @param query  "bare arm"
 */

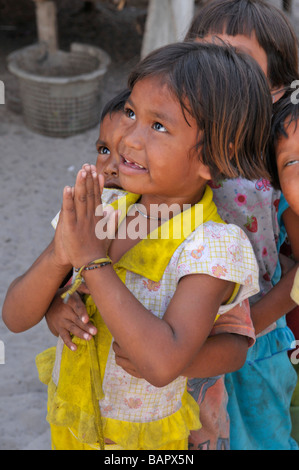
xmin=281 ymin=207 xmax=299 ymax=261
xmin=114 ymin=333 xmax=249 ymax=379
xmin=84 ymin=266 xmax=234 ymax=386
xmin=249 ymin=206 xmax=299 ymax=335
xmin=2 ymin=223 xmax=72 ymax=333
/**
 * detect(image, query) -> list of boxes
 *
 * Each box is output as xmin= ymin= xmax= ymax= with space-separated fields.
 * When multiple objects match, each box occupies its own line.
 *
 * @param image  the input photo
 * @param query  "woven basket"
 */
xmin=7 ymin=43 xmax=110 ymax=137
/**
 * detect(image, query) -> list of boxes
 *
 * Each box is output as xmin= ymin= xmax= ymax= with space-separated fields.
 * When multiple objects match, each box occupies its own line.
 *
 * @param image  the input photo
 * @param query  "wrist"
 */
xmin=48 ymin=248 xmax=72 ymax=273
xmin=73 ymin=253 xmax=109 ymax=270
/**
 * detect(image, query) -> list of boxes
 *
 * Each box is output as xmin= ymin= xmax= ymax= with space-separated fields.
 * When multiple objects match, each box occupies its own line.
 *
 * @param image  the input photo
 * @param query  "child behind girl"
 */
xmin=2 ymin=41 xmax=272 ymax=450
xmin=185 ymin=0 xmax=299 ymax=450
xmin=267 ymin=89 xmax=299 ymax=447
xmin=45 ymin=89 xmax=130 ymax=350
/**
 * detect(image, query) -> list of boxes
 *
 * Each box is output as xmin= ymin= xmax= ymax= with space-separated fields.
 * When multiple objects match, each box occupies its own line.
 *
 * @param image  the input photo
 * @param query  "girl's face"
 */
xmin=199 ymin=32 xmax=283 ymax=101
xmin=96 ymin=112 xmax=124 ymax=189
xmin=276 ymin=119 xmax=299 ymax=216
xmin=118 ymin=76 xmax=211 ymax=207
xmin=202 ymin=32 xmax=268 ymax=79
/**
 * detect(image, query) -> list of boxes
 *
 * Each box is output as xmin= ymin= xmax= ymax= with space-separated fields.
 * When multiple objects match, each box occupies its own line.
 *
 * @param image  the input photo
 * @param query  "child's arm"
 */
xmin=113 ymin=333 xmax=249 ymax=379
xmin=250 ymin=263 xmax=298 ymax=334
xmin=249 ymin=206 xmax=299 ymax=334
xmin=113 ymin=299 xmax=253 ymax=378
xmin=60 ymin=167 xmax=239 ymax=387
xmin=45 ymin=289 xmax=97 ymax=351
xmin=281 ymin=206 xmax=299 ymax=261
xmin=2 ymin=213 xmax=72 ymax=333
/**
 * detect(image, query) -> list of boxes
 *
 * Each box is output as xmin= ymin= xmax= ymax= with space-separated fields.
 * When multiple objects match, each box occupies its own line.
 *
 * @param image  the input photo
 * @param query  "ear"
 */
xmin=228 ymin=142 xmax=234 ymax=160
xmin=197 ymin=161 xmax=212 ymax=181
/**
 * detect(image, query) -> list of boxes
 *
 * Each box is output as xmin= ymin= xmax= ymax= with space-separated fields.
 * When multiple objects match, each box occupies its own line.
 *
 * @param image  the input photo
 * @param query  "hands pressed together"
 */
xmin=55 ymin=163 xmax=117 ymax=270
xmin=47 ymin=164 xmax=138 ymax=374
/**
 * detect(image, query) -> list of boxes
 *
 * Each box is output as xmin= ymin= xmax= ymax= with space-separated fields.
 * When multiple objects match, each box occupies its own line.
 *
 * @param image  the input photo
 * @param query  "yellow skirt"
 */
xmin=50 ymin=424 xmax=188 ymax=450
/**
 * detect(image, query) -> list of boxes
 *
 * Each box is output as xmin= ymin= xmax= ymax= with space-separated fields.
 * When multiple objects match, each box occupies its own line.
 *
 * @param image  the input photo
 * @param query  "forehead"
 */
xmin=131 ymin=75 xmax=174 ymax=102
xmin=276 ymin=119 xmax=299 ymax=156
xmin=99 ymin=111 xmax=124 ymax=138
xmin=199 ymin=32 xmax=268 ymax=78
xmin=130 ymin=76 xmax=192 ymax=123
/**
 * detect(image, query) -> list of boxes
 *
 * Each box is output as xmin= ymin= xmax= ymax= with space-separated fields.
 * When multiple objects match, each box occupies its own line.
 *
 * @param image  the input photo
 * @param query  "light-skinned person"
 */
xmin=2 ymin=42 xmax=272 ymax=450
xmin=185 ymin=0 xmax=299 ymax=450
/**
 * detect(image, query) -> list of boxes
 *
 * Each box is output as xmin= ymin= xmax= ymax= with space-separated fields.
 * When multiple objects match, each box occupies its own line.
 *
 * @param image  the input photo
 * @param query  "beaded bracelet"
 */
xmin=61 ymin=257 xmax=112 ymax=303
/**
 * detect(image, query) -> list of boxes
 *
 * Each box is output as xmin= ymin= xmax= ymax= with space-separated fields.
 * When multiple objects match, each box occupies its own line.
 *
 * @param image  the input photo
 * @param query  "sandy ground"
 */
xmin=0 ymin=0 xmax=299 ymax=451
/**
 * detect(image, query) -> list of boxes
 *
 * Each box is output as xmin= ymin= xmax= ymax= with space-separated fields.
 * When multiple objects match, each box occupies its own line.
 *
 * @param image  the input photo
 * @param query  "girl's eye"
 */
xmin=153 ymin=122 xmax=167 ymax=133
xmin=125 ymin=108 xmax=136 ymax=120
xmin=98 ymin=146 xmax=110 ymax=155
xmin=286 ymin=159 xmax=299 ymax=167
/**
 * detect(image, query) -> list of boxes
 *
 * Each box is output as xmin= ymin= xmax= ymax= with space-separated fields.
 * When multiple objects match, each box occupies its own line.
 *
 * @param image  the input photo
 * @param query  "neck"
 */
xmin=139 ymin=187 xmax=206 ymax=217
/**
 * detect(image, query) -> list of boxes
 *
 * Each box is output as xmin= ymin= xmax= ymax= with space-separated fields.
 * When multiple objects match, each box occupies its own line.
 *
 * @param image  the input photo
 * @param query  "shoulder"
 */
xmin=177 ymin=221 xmax=259 ymax=291
xmin=184 ymin=220 xmax=253 ymax=253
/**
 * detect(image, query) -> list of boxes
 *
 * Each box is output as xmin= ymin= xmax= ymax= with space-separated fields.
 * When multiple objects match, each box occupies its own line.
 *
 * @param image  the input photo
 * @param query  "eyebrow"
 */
xmin=95 ymin=138 xmax=107 ymax=149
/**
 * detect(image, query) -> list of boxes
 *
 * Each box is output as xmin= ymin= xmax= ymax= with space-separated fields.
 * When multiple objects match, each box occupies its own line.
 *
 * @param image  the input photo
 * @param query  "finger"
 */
xmin=67 ymin=322 xmax=94 ymax=341
xmin=59 ymin=329 xmax=78 ymax=352
xmin=67 ymin=294 xmax=97 ymax=333
xmin=68 ymin=292 xmax=88 ymax=316
xmin=92 ymin=168 xmax=102 ymax=209
xmin=99 ymin=174 xmax=105 ymax=198
xmin=74 ymin=169 xmax=88 ymax=219
xmin=62 ymin=186 xmax=76 ymax=224
xmin=84 ymin=164 xmax=97 ymax=214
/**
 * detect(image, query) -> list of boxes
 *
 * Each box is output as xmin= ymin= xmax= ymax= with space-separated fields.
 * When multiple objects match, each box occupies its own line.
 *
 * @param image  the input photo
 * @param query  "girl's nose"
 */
xmin=121 ymin=121 xmax=143 ymax=150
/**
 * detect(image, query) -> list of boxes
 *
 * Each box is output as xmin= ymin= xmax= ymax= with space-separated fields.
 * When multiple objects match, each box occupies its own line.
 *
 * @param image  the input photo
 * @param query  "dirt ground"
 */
xmin=0 ymin=0 xmax=298 ymax=451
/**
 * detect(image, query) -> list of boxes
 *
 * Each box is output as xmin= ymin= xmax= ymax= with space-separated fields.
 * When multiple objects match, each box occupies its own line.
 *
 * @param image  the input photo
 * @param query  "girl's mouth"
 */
xmin=120 ymin=155 xmax=147 ymax=172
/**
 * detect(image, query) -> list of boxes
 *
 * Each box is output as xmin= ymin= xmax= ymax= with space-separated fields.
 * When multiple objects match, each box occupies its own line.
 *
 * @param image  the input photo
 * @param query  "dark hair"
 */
xmin=100 ymin=88 xmax=131 ymax=121
xmin=185 ymin=0 xmax=299 ymax=89
xmin=128 ymin=41 xmax=272 ymax=181
xmin=267 ymin=88 xmax=299 ymax=189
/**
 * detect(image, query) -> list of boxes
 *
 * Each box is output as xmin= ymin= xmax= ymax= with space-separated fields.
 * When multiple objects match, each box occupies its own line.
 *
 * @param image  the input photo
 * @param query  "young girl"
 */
xmin=2 ymin=41 xmax=272 ymax=450
xmin=46 ymin=91 xmax=257 ymax=450
xmin=185 ymin=0 xmax=299 ymax=450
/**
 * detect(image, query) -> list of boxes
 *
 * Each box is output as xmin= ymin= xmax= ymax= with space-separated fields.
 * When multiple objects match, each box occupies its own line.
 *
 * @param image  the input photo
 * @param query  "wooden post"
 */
xmin=33 ymin=0 xmax=58 ymax=53
xmin=282 ymin=0 xmax=292 ymax=12
xmin=141 ymin=0 xmax=195 ymax=59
